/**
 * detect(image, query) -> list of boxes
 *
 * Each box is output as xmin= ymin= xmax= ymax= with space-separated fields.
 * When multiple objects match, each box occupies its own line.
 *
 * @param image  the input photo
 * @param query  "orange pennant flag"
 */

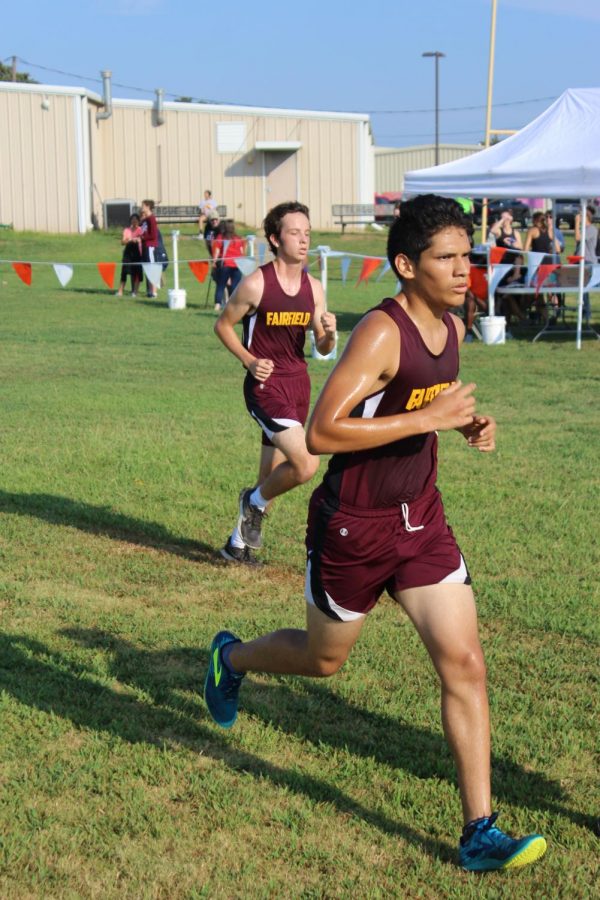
xmin=490 ymin=246 xmax=507 ymax=264
xmin=97 ymin=262 xmax=116 ymax=290
xmin=188 ymin=260 xmax=210 ymax=283
xmin=355 ymin=257 xmax=381 ymax=286
xmin=468 ymin=267 xmax=488 ymax=301
xmin=12 ymin=262 xmax=32 ymax=285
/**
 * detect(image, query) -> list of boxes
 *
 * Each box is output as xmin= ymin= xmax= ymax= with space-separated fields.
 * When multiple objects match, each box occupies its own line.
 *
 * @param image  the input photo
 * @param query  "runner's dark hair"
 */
xmin=387 ymin=194 xmax=473 ymax=275
xmin=263 ymin=202 xmax=310 ymax=256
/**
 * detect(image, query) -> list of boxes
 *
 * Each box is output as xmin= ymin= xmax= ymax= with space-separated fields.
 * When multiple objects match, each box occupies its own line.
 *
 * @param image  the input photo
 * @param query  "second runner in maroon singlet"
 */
xmin=243 ymin=261 xmax=316 ymax=445
xmin=242 ymin=261 xmax=315 ymax=376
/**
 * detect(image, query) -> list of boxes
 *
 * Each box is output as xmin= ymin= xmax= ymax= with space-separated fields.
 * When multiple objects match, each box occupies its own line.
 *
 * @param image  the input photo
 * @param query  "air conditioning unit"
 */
xmin=103 ymin=199 xmax=137 ymax=229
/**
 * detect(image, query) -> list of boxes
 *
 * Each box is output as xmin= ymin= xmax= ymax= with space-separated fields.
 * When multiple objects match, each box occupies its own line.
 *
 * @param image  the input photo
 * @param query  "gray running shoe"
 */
xmin=238 ymin=488 xmax=266 ymax=550
xmin=220 ymin=537 xmax=262 ymax=567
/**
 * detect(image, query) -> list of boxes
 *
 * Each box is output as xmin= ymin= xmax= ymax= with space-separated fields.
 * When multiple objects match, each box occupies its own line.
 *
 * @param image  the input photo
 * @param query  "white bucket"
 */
xmin=480 ymin=315 xmax=506 ymax=345
xmin=168 ymin=288 xmax=187 ymax=310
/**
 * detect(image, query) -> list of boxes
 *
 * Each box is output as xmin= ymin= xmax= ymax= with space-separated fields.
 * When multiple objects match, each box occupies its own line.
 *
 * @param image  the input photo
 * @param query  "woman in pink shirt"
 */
xmin=116 ymin=213 xmax=143 ymax=297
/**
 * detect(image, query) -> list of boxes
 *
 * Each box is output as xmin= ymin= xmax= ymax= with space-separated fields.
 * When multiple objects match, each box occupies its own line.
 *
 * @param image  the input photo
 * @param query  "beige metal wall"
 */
xmin=0 ymin=88 xmax=81 ymax=232
xmin=376 ymin=144 xmax=479 ymax=192
xmin=95 ymin=101 xmax=371 ymax=231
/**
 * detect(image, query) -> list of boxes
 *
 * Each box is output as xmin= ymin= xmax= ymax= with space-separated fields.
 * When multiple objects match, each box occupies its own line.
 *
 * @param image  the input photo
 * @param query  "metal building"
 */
xmin=0 ymin=81 xmax=374 ymax=233
xmin=376 ymin=144 xmax=480 ymax=193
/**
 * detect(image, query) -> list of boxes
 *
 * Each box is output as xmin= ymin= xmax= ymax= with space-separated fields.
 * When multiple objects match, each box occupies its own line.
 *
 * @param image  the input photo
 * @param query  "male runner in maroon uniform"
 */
xmin=214 ymin=201 xmax=336 ymax=564
xmin=205 ymin=195 xmax=546 ymax=871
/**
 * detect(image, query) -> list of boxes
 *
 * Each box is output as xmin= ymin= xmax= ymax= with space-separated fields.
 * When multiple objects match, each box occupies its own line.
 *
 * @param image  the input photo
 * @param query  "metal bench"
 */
xmin=153 ymin=204 xmax=227 ymax=224
xmin=332 ymin=203 xmax=396 ymax=234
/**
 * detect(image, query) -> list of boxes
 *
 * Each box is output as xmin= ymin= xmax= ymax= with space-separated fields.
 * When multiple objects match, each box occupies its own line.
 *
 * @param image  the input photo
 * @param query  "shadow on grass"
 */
xmin=0 ymin=630 xmax=454 ymax=864
xmin=0 ymin=490 xmax=220 ymax=564
xmin=57 ymin=630 xmax=600 ymax=835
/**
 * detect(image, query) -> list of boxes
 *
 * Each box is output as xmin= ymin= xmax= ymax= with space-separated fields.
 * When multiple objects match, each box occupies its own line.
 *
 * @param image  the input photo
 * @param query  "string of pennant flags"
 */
xmin=2 ymin=247 xmax=600 ymax=293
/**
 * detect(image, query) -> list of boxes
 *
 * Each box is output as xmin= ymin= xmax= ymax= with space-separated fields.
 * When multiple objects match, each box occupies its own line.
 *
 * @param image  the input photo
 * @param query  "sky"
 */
xmin=4 ymin=0 xmax=599 ymax=147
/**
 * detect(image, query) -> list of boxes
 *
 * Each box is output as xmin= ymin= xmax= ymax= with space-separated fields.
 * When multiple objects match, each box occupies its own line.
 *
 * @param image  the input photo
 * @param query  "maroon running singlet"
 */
xmin=242 ymin=262 xmax=315 ymax=377
xmin=243 ymin=261 xmax=316 ymax=445
xmin=305 ymin=297 xmax=470 ymax=621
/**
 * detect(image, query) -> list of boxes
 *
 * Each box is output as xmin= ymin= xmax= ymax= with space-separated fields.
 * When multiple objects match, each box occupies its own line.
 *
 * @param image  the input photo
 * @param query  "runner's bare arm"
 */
xmin=307 ymin=311 xmax=477 ymax=454
xmin=213 ymin=269 xmax=274 ymax=381
xmin=310 ymin=276 xmax=337 ymax=354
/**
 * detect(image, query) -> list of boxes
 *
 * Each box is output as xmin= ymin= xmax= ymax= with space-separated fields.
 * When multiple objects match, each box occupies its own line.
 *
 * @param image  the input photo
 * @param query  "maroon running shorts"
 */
xmin=305 ymin=483 xmax=470 ymax=621
xmin=244 ymin=370 xmax=310 ymax=447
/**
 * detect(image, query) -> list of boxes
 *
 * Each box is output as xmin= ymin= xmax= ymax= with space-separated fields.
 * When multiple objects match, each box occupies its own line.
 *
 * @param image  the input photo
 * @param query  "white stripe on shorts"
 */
xmin=439 ymin=553 xmax=469 ymax=584
xmin=304 ymin=555 xmax=366 ymax=623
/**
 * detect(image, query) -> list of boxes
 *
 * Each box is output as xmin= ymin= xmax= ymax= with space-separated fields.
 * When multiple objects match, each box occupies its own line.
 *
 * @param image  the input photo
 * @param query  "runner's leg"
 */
xmin=259 ymin=425 xmax=320 ymax=503
xmin=228 ymin=602 xmax=364 ymax=677
xmin=395 ymin=582 xmax=491 ymax=824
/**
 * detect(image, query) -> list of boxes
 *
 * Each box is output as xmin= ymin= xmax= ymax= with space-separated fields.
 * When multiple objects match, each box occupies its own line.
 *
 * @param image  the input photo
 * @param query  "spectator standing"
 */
xmin=211 ymin=220 xmax=245 ymax=312
xmin=575 ymin=205 xmax=598 ymax=325
xmin=116 ymin=213 xmax=143 ymax=297
xmin=198 ymin=189 xmax=218 ymax=239
xmin=140 ymin=199 xmax=160 ymax=298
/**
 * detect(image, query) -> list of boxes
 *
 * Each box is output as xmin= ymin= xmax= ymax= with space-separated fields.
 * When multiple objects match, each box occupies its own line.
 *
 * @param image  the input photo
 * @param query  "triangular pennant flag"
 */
xmin=355 ymin=257 xmax=381 ymax=286
xmin=236 ymin=257 xmax=257 ymax=277
xmin=468 ymin=267 xmax=488 ymax=301
xmin=188 ymin=260 xmax=209 ymax=283
xmin=340 ymin=257 xmax=351 ymax=283
xmin=489 ymin=246 xmax=507 ymax=264
xmin=12 ymin=262 xmax=32 ymax=285
xmin=376 ymin=260 xmax=392 ymax=281
xmin=525 ymin=251 xmax=546 ymax=286
xmin=534 ymin=264 xmax=560 ymax=296
xmin=488 ymin=264 xmax=513 ymax=297
xmin=97 ymin=262 xmax=116 ymax=290
xmin=142 ymin=263 xmax=163 ymax=289
xmin=585 ymin=264 xmax=600 ymax=289
xmin=258 ymin=243 xmax=266 ymax=265
xmin=53 ymin=264 xmax=73 ymax=287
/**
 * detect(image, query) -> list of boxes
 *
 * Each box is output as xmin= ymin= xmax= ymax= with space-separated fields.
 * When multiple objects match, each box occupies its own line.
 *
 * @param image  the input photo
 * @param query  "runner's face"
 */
xmin=409 ymin=227 xmax=471 ymax=309
xmin=275 ymin=213 xmax=311 ymax=262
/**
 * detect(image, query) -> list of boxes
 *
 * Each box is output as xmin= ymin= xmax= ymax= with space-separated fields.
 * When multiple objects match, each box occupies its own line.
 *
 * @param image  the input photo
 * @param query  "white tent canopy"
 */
xmin=404 ymin=88 xmax=600 ymax=199
xmin=404 ymin=88 xmax=600 ymax=347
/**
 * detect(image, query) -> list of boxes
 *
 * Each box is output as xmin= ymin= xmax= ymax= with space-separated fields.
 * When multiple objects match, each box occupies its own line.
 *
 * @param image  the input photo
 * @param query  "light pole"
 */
xmin=422 ymin=51 xmax=445 ymax=165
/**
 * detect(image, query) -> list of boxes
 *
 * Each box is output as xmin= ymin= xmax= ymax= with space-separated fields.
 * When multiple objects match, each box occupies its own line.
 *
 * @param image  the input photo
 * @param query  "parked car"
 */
xmin=550 ymin=198 xmax=600 ymax=229
xmin=473 ymin=198 xmax=530 ymax=227
xmin=374 ymin=192 xmax=402 ymax=224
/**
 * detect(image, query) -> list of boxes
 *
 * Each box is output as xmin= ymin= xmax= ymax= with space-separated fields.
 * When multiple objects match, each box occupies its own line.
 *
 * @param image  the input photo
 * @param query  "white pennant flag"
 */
xmin=525 ymin=251 xmax=547 ymax=286
xmin=142 ymin=263 xmax=163 ymax=288
xmin=488 ymin=264 xmax=513 ymax=296
xmin=236 ymin=257 xmax=257 ymax=277
xmin=585 ymin=264 xmax=600 ymax=289
xmin=376 ymin=260 xmax=392 ymax=281
xmin=340 ymin=257 xmax=351 ymax=283
xmin=53 ymin=264 xmax=73 ymax=287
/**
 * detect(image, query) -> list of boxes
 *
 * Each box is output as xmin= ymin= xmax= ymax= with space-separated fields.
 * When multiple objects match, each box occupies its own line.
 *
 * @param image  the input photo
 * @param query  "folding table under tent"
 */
xmin=403 ymin=88 xmax=600 ymax=348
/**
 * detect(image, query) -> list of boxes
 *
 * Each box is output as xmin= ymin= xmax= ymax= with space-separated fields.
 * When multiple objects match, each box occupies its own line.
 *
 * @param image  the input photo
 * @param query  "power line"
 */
xmin=365 ymin=96 xmax=555 ymax=115
xmin=10 ymin=55 xmax=555 ymax=117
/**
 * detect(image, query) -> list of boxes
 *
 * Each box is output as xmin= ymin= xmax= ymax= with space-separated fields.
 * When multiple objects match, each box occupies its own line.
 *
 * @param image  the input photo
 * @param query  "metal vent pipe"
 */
xmin=96 ymin=70 xmax=113 ymax=122
xmin=155 ymin=88 xmax=165 ymax=126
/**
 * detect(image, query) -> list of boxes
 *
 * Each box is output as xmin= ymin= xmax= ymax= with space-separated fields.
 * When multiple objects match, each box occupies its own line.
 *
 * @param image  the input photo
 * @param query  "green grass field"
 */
xmin=0 ymin=227 xmax=598 ymax=898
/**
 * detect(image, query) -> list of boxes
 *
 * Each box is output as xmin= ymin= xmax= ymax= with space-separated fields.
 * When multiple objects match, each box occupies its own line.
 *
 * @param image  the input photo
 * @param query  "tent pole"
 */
xmin=576 ymin=199 xmax=587 ymax=350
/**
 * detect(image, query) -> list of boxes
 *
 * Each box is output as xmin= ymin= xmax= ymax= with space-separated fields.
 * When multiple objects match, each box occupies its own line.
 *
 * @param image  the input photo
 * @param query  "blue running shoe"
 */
xmin=204 ymin=631 xmax=244 ymax=729
xmin=459 ymin=813 xmax=547 ymax=871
